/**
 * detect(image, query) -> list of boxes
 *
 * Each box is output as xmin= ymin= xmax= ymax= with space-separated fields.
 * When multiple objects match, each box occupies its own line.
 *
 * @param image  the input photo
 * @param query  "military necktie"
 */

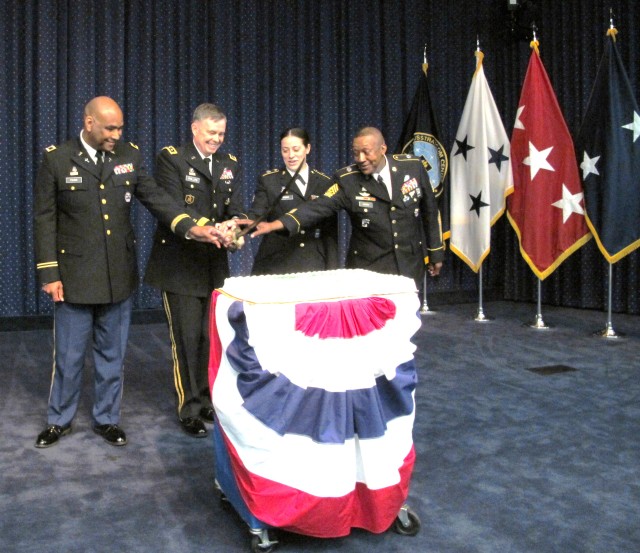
xmin=96 ymin=151 xmax=104 ymax=172
xmin=296 ymin=174 xmax=307 ymax=195
xmin=377 ymin=174 xmax=391 ymax=199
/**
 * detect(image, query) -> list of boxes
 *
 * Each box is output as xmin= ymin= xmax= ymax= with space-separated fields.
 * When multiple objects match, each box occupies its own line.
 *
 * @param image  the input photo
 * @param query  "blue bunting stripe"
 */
xmin=225 ymin=300 xmax=417 ymax=443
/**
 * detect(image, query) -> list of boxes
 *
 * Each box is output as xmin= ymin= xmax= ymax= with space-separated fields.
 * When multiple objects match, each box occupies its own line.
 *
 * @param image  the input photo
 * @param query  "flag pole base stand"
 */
xmin=474 ymin=309 xmax=493 ymax=323
xmin=526 ymin=315 xmax=551 ymax=330
xmin=594 ymin=324 xmax=624 ymax=339
xmin=420 ymin=305 xmax=436 ymax=316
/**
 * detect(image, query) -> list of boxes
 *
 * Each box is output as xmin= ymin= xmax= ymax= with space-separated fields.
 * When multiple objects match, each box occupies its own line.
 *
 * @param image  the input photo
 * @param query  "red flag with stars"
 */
xmin=507 ymin=42 xmax=591 ymax=280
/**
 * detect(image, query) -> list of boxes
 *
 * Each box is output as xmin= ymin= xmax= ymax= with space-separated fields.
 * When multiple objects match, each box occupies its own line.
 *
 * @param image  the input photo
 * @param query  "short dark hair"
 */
xmin=280 ymin=127 xmax=310 ymax=146
xmin=192 ymin=103 xmax=226 ymax=122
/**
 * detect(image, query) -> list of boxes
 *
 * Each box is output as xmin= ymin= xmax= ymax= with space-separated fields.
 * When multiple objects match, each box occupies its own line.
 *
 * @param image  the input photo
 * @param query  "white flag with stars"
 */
xmin=450 ymin=50 xmax=513 ymax=272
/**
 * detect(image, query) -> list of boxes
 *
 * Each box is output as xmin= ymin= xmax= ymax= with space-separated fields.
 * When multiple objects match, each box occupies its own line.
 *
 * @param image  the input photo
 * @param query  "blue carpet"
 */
xmin=0 ymin=301 xmax=638 ymax=552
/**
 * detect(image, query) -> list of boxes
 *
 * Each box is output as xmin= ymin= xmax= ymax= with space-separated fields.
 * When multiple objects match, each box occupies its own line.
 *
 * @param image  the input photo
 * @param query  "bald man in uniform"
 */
xmin=33 ymin=96 xmax=223 ymax=448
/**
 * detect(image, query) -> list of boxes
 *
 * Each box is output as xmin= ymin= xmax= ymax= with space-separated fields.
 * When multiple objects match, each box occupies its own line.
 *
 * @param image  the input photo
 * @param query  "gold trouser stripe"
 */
xmin=162 ymin=292 xmax=185 ymax=413
xmin=47 ymin=315 xmax=58 ymax=404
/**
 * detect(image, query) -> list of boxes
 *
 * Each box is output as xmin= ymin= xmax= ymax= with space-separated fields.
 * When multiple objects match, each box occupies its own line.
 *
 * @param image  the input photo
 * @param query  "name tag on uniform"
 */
xmin=65 ymin=177 xmax=82 ymax=184
xmin=281 ymin=194 xmax=294 ymax=201
xmin=358 ymin=201 xmax=373 ymax=208
xmin=186 ymin=175 xmax=200 ymax=183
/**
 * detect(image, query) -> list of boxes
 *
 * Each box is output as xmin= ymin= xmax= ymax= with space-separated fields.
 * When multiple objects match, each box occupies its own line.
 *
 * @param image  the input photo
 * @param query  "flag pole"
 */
xmin=593 ymin=12 xmax=623 ymax=339
xmin=419 ymin=42 xmax=435 ymax=317
xmin=595 ymin=262 xmax=623 ymax=338
xmin=474 ymin=266 xmax=491 ymax=322
xmin=528 ymin=278 xmax=551 ymax=329
xmin=419 ymin=270 xmax=434 ymax=315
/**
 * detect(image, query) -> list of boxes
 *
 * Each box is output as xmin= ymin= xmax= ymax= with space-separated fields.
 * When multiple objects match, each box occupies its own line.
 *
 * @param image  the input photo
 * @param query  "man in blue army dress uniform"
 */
xmin=245 ymin=126 xmax=444 ymax=283
xmin=144 ymin=103 xmax=247 ymax=438
xmin=33 ymin=96 xmax=224 ymax=448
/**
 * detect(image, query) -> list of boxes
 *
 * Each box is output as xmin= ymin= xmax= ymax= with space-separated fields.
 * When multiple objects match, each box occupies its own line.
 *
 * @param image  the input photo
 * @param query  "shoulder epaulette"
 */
xmin=163 ymin=145 xmax=178 ymax=155
xmin=45 ymin=145 xmax=57 ymax=153
xmin=311 ymin=169 xmax=330 ymax=179
xmin=261 ymin=168 xmax=280 ymax=177
xmin=337 ymin=164 xmax=360 ymax=177
xmin=392 ymin=153 xmax=417 ymax=161
xmin=129 ymin=142 xmax=139 ymax=150
xmin=228 ymin=154 xmax=237 ymax=162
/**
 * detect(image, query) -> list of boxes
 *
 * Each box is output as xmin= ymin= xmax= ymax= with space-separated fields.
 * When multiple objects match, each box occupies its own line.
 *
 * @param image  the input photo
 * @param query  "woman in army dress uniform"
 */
xmin=248 ymin=128 xmax=339 ymax=275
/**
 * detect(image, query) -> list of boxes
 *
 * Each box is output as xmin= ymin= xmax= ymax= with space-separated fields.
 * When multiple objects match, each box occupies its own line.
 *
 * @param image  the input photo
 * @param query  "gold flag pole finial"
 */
xmin=530 ymin=22 xmax=540 ymax=54
xmin=607 ymin=8 xmax=618 ymax=40
xmin=422 ymin=43 xmax=428 ymax=76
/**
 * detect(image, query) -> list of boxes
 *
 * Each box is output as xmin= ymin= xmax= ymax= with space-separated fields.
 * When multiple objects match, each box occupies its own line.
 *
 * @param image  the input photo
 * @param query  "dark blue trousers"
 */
xmin=46 ymin=297 xmax=132 ymax=428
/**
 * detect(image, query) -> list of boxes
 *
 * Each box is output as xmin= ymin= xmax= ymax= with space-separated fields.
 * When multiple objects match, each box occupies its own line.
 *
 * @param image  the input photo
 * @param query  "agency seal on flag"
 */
xmin=401 ymin=132 xmax=448 ymax=193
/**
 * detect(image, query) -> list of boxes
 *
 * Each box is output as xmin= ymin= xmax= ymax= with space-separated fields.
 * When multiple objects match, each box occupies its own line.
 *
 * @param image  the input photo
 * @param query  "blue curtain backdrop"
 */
xmin=1 ymin=0 xmax=638 ymax=317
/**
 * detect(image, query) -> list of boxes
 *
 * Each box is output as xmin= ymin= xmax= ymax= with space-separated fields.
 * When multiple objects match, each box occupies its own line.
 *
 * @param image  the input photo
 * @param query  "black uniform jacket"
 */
xmin=248 ymin=167 xmax=339 ymax=275
xmin=34 ymin=138 xmax=199 ymax=304
xmin=144 ymin=143 xmax=246 ymax=297
xmin=281 ymin=154 xmax=444 ymax=283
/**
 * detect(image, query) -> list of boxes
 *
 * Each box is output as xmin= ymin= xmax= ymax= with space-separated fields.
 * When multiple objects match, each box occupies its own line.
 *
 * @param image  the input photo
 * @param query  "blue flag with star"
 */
xmin=578 ymin=29 xmax=640 ymax=263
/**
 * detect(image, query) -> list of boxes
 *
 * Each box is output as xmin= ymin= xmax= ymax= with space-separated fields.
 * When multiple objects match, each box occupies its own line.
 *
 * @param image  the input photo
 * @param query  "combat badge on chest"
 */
xmin=66 ymin=166 xmax=82 ymax=186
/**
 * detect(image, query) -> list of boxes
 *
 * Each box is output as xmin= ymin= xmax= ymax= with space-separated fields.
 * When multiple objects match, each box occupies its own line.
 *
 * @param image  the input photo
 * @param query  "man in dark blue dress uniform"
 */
xmin=33 ymin=96 xmax=223 ymax=448
xmin=144 ymin=103 xmax=247 ymax=438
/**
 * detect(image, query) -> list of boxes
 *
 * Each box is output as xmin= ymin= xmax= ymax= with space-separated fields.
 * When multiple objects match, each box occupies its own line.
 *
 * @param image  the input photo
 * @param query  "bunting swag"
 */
xmin=396 ymin=63 xmax=450 ymax=241
xmin=577 ymin=29 xmax=640 ymax=263
xmin=507 ymin=42 xmax=591 ymax=280
xmin=450 ymin=51 xmax=514 ymax=272
xmin=207 ymin=273 xmax=421 ymax=538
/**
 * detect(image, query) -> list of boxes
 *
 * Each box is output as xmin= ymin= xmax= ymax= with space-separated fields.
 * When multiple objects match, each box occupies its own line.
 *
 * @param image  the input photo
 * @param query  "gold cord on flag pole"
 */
xmin=530 ymin=23 xmax=539 ymax=54
xmin=422 ymin=43 xmax=428 ymax=76
xmin=474 ymin=36 xmax=484 ymax=77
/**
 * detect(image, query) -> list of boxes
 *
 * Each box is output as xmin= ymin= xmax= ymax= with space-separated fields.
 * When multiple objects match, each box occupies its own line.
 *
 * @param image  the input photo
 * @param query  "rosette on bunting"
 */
xmin=208 ymin=270 xmax=420 ymax=537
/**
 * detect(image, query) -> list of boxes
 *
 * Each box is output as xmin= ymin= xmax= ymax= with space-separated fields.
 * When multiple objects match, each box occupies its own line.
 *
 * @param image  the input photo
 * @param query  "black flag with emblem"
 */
xmin=396 ymin=61 xmax=450 ymax=241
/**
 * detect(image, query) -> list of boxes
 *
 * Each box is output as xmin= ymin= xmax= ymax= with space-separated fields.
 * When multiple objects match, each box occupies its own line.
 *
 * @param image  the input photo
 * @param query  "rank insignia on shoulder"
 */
xmin=163 ymin=146 xmax=178 ymax=155
xmin=228 ymin=154 xmax=237 ymax=162
xmin=129 ymin=142 xmax=139 ymax=150
xmin=325 ymin=183 xmax=339 ymax=198
xmin=45 ymin=145 xmax=57 ymax=152
xmin=261 ymin=168 xmax=279 ymax=177
xmin=313 ymin=169 xmax=330 ymax=179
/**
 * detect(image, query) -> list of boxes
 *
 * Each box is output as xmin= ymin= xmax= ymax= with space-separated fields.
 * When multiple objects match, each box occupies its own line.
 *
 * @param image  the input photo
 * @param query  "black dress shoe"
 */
xmin=35 ymin=424 xmax=71 ymax=448
xmin=180 ymin=417 xmax=208 ymax=438
xmin=199 ymin=407 xmax=215 ymax=423
xmin=93 ymin=424 xmax=127 ymax=446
